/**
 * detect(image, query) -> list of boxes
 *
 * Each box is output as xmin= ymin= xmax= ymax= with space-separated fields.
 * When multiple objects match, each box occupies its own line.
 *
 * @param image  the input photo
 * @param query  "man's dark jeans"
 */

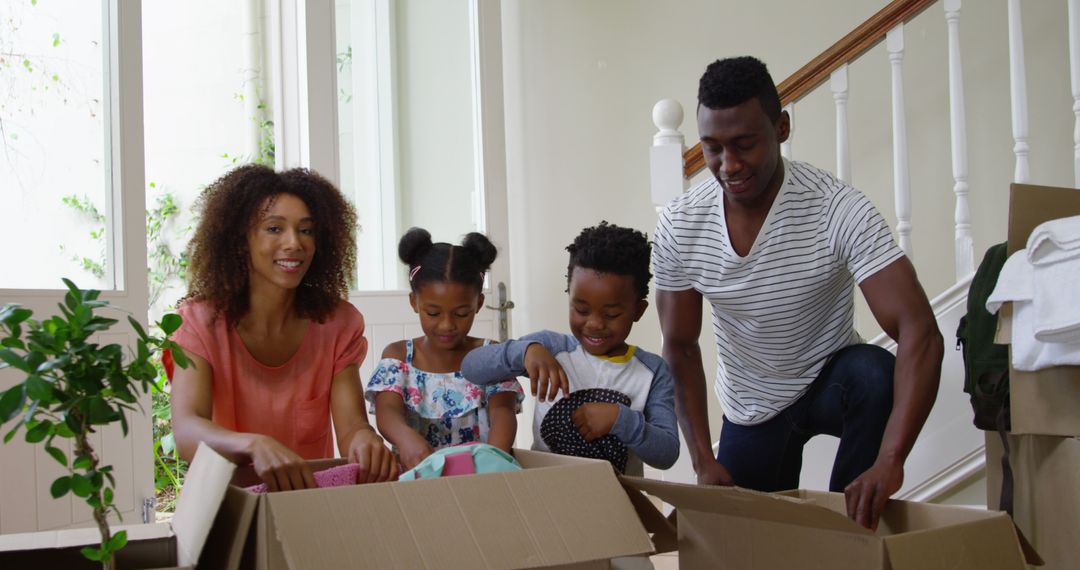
xmin=715 ymin=344 xmax=895 ymax=492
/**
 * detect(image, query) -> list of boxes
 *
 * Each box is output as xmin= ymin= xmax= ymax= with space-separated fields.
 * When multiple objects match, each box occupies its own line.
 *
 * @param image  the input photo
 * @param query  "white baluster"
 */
xmin=1007 ymin=0 xmax=1030 ymax=183
xmin=1070 ymin=0 xmax=1080 ymax=187
xmin=651 ymin=99 xmax=688 ymax=211
xmin=888 ymin=24 xmax=913 ymax=258
xmin=946 ymin=0 xmax=974 ymax=279
xmin=831 ymin=65 xmax=850 ymax=182
xmin=781 ymin=103 xmax=794 ymax=160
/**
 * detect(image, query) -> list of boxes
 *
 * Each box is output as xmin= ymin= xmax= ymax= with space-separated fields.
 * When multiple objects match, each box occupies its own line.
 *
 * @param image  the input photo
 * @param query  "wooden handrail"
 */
xmin=683 ymin=0 xmax=936 ymax=178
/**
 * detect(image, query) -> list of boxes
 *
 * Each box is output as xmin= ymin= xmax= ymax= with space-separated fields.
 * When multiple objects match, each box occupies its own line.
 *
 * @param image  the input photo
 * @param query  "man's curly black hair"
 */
xmin=182 ymin=164 xmax=357 ymax=326
xmin=565 ymin=221 xmax=652 ymax=300
xmin=698 ymin=56 xmax=781 ymax=122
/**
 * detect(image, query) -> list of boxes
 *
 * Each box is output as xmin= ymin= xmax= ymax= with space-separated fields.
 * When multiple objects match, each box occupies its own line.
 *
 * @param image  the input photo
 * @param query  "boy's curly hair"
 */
xmin=698 ymin=56 xmax=781 ymax=122
xmin=565 ymin=221 xmax=652 ymax=300
xmin=182 ymin=164 xmax=357 ymax=325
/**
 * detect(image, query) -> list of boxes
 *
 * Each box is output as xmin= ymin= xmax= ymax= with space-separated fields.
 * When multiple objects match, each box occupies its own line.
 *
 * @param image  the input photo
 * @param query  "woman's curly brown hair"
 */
xmin=182 ymin=164 xmax=357 ymax=325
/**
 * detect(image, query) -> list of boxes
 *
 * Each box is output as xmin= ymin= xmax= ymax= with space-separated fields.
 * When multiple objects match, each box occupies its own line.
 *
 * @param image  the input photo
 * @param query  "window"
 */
xmin=0 ymin=0 xmax=109 ymax=290
xmin=336 ymin=0 xmax=482 ymax=291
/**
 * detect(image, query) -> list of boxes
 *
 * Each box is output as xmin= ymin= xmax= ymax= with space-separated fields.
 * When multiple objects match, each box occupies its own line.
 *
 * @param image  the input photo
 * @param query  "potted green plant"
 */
xmin=0 ymin=279 xmax=188 ymax=569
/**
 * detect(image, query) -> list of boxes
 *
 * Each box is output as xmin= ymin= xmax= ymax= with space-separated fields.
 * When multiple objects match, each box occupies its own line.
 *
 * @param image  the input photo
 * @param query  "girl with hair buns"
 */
xmin=169 ymin=164 xmax=397 ymax=492
xmin=366 ymin=228 xmax=523 ymax=469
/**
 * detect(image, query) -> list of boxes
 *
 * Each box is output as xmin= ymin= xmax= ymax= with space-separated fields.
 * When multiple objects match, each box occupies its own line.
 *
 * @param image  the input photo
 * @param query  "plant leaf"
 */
xmin=1 ymin=337 xmax=26 ymax=350
xmin=0 ymin=305 xmax=32 ymax=326
xmin=44 ymin=445 xmax=67 ymax=467
xmin=4 ymin=424 xmax=20 ymax=443
xmin=0 ymin=349 xmax=29 ymax=372
xmin=159 ymin=313 xmax=182 ymax=335
xmin=25 ymin=421 xmax=51 ymax=443
xmin=73 ymin=456 xmax=92 ymax=470
xmin=108 ymin=530 xmax=127 ymax=551
xmin=50 ymin=476 xmax=71 ymax=498
xmin=161 ymin=432 xmax=176 ymax=456
xmin=80 ymin=545 xmax=105 ymax=561
xmin=70 ymin=474 xmax=92 ymax=498
xmin=127 ymin=316 xmax=148 ymax=341
xmin=0 ymin=385 xmax=25 ymax=422
xmin=169 ymin=344 xmax=190 ymax=369
xmin=25 ymin=374 xmax=53 ymax=402
xmin=54 ymin=421 xmax=74 ymax=438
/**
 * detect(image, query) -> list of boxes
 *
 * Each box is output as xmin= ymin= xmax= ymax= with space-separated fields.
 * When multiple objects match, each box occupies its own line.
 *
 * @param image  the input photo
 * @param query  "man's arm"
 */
xmin=849 ymin=256 xmax=943 ymax=529
xmin=656 ymin=288 xmax=733 ymax=485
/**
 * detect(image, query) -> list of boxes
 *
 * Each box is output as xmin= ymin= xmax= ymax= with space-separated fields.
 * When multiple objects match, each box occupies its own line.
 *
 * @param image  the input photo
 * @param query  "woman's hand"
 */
xmin=347 ymin=427 xmax=399 ymax=483
xmin=524 ymin=344 xmax=569 ymax=402
xmin=396 ymin=435 xmax=435 ymax=471
xmin=247 ymin=434 xmax=317 ymax=492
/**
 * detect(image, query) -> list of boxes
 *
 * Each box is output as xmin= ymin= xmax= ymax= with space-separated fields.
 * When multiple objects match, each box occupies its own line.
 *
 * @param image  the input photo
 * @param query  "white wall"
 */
xmin=500 ymin=0 xmax=1073 ymax=493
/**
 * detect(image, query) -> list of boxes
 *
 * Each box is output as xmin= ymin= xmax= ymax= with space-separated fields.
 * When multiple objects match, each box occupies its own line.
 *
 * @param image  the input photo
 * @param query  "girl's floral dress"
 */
xmin=366 ymin=339 xmax=524 ymax=449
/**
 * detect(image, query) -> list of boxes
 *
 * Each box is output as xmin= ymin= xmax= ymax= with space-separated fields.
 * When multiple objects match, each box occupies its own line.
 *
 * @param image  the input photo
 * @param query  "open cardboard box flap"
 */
xmin=621 ymin=478 xmax=1041 ymax=570
xmin=174 ymin=444 xmax=656 ymax=570
xmin=623 ymin=477 xmax=870 ymax=535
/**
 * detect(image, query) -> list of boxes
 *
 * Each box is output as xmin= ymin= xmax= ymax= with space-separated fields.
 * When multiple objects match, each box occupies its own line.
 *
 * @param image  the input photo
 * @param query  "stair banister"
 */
xmin=1008 ymin=0 xmax=1031 ymax=184
xmin=945 ymin=0 xmax=974 ymax=279
xmin=887 ymin=24 xmax=913 ymax=257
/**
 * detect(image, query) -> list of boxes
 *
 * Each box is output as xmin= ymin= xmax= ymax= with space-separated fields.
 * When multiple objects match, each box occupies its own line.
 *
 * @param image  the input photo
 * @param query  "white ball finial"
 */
xmin=653 ymin=99 xmax=684 ymax=131
xmin=653 ymin=99 xmax=685 ymax=146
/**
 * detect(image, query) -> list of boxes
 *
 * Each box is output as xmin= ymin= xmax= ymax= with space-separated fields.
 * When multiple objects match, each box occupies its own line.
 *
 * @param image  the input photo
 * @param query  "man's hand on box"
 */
xmin=348 ymin=426 xmax=399 ymax=483
xmin=247 ymin=434 xmax=317 ymax=492
xmin=697 ymin=459 xmax=735 ymax=486
xmin=845 ymin=458 xmax=903 ymax=531
xmin=572 ymin=402 xmax=620 ymax=441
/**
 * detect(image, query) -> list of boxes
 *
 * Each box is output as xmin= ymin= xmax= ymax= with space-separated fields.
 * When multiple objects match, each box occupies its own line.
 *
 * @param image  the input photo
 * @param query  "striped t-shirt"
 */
xmin=652 ymin=159 xmax=904 ymax=425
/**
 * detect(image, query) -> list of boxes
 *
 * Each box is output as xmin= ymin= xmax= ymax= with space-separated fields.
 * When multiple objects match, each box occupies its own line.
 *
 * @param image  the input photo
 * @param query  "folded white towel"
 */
xmin=1027 ymin=215 xmax=1080 ymax=266
xmin=987 ymin=250 xmax=1080 ymax=371
xmin=1032 ymin=257 xmax=1080 ymax=344
xmin=986 ymin=250 xmax=1032 ymax=314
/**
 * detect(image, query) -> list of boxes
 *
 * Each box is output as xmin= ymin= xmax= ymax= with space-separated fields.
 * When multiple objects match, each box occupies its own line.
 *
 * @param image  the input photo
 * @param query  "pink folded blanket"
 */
xmin=245 ymin=463 xmax=359 ymax=493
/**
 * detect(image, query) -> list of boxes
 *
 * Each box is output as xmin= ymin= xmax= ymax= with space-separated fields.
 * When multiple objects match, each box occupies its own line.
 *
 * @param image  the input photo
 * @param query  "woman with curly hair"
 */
xmin=170 ymin=164 xmax=397 ymax=490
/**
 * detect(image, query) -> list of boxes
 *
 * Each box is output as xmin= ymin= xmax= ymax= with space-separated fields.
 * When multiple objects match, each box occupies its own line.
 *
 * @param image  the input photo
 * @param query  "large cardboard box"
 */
xmin=176 ymin=443 xmax=658 ymax=570
xmin=985 ymin=432 xmax=1080 ymax=570
xmin=997 ymin=183 xmax=1080 ymax=436
xmin=621 ymin=477 xmax=1040 ymax=570
xmin=0 ymin=521 xmax=181 ymax=568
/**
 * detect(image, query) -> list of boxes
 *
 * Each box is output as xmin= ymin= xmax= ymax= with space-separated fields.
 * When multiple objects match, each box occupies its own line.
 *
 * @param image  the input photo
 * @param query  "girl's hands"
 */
xmin=347 ymin=427 xmax=399 ymax=483
xmin=247 ymin=434 xmax=316 ymax=492
xmin=571 ymin=402 xmax=620 ymax=441
xmin=524 ymin=344 xmax=569 ymax=402
xmin=397 ymin=435 xmax=435 ymax=471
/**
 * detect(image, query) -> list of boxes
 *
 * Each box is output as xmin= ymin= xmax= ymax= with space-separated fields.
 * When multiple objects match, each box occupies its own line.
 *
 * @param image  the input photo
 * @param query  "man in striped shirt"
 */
xmin=653 ymin=56 xmax=943 ymax=531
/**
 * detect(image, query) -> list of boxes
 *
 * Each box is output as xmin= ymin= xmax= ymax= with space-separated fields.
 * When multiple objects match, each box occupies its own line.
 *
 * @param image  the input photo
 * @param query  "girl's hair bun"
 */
xmin=398 ymin=227 xmax=433 ymax=266
xmin=461 ymin=232 xmax=497 ymax=271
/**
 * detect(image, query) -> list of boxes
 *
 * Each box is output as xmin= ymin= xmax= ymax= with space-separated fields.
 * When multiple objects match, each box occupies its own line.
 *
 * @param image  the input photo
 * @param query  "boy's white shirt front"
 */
xmin=531 ymin=342 xmax=654 ymax=475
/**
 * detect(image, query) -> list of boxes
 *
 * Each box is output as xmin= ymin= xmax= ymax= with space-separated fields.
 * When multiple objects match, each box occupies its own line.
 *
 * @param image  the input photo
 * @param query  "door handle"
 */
xmin=484 ymin=282 xmax=514 ymax=342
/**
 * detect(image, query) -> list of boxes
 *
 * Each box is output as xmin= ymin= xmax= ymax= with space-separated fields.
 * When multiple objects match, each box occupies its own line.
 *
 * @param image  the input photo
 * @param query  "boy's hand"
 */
xmin=572 ymin=402 xmax=620 ymax=441
xmin=524 ymin=344 xmax=569 ymax=402
xmin=397 ymin=437 xmax=434 ymax=471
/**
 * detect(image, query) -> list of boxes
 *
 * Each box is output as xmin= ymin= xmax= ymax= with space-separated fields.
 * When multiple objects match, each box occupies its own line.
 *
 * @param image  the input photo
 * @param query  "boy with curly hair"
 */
xmin=462 ymin=222 xmax=678 ymax=475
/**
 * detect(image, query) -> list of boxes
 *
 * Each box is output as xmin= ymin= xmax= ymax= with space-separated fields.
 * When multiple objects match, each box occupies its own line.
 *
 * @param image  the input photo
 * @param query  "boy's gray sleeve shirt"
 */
xmin=609 ymin=350 xmax=680 ymax=470
xmin=460 ymin=330 xmax=575 ymax=385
